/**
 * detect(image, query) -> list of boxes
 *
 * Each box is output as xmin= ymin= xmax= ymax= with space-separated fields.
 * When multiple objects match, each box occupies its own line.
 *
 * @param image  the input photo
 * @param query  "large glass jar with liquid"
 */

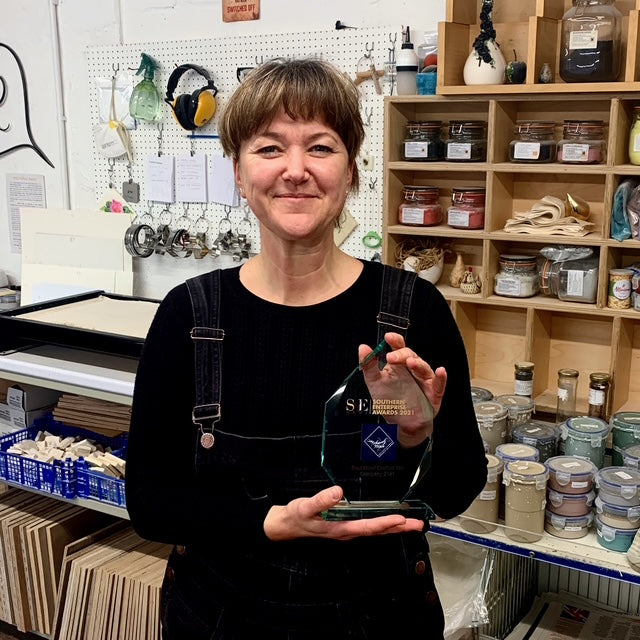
xmin=559 ymin=0 xmax=622 ymax=83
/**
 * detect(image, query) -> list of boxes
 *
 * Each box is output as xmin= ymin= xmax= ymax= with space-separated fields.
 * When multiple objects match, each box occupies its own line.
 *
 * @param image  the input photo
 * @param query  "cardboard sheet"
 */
xmin=19 ymin=208 xmax=134 ymax=305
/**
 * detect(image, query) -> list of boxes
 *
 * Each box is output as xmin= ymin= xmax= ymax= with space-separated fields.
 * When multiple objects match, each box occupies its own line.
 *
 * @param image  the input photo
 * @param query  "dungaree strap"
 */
xmin=377 ymin=265 xmax=417 ymax=343
xmin=186 ymin=271 xmax=223 ymax=434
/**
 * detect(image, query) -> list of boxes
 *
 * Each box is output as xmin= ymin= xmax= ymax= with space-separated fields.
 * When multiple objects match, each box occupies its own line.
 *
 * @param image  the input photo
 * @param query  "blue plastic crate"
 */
xmin=76 ymin=447 xmax=126 ymax=507
xmin=0 ymin=415 xmax=127 ymax=499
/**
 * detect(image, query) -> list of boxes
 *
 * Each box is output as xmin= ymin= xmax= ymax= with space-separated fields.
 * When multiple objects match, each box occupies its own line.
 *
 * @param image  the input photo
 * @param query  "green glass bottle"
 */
xmin=129 ymin=53 xmax=162 ymax=122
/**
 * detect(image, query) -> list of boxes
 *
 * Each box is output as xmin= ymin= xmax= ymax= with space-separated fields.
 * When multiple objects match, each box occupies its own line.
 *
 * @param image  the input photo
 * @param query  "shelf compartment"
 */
xmin=491 ymin=98 xmax=612 ymax=165
xmin=531 ymin=308 xmax=614 ymax=414
xmin=453 ymin=301 xmax=528 ymax=392
xmin=488 ymin=170 xmax=607 ymax=236
xmin=384 ymin=97 xmax=490 ymax=164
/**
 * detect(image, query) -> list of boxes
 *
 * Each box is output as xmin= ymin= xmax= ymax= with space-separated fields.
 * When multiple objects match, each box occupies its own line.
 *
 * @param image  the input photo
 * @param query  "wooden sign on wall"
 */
xmin=222 ymin=0 xmax=260 ymax=22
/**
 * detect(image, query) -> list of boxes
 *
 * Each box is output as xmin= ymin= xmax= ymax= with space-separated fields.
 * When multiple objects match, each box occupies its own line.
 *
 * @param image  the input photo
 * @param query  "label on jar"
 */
xmin=569 ymin=30 xmax=598 ymax=50
xmin=404 ymin=141 xmax=429 ymax=159
xmin=513 ymin=142 xmax=540 ymax=160
xmin=565 ymin=270 xmax=584 ymax=296
xmin=399 ymin=207 xmax=424 ymax=225
xmin=589 ymin=388 xmax=605 ymax=406
xmin=633 ymin=134 xmax=640 ymax=153
xmin=448 ymin=209 xmax=470 ymax=227
xmin=558 ymin=388 xmax=569 ymax=401
xmin=446 ymin=142 xmax=472 ymax=160
xmin=561 ymin=143 xmax=589 ymax=162
xmin=479 ymin=490 xmax=497 ymax=500
xmin=611 ymin=278 xmax=632 ymax=300
xmin=495 ymin=276 xmax=522 ymax=296
xmin=514 ymin=380 xmax=533 ymax=396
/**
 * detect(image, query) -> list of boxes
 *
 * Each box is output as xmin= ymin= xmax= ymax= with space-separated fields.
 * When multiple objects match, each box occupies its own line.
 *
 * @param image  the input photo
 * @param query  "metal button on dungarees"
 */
xmin=414 ymin=560 xmax=426 ymax=575
xmin=176 ymin=545 xmax=186 ymax=555
xmin=165 ymin=567 xmax=175 ymax=581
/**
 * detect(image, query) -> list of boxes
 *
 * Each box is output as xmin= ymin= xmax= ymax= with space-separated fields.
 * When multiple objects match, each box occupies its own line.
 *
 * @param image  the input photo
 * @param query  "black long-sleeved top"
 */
xmin=125 ymin=260 xmax=486 ymax=573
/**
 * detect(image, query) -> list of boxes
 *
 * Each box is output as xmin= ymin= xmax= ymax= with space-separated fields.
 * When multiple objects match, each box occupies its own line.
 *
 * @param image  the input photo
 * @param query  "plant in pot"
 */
xmin=463 ymin=0 xmax=506 ymax=85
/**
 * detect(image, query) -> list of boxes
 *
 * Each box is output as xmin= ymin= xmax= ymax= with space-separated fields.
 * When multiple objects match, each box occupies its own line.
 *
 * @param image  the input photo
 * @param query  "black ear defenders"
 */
xmin=165 ymin=64 xmax=218 ymax=130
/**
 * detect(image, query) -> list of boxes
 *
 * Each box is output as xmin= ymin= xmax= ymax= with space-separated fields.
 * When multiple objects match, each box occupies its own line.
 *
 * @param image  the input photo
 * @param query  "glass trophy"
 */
xmin=321 ymin=339 xmax=436 ymax=521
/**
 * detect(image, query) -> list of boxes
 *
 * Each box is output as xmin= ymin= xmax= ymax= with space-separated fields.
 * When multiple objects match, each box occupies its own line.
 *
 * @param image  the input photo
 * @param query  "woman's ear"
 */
xmin=233 ymin=159 xmax=244 ymax=197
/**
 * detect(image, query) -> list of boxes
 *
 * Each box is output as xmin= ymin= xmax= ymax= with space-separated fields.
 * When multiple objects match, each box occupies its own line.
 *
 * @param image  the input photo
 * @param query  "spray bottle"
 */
xmin=129 ymin=53 xmax=162 ymax=122
xmin=396 ymin=26 xmax=419 ymax=95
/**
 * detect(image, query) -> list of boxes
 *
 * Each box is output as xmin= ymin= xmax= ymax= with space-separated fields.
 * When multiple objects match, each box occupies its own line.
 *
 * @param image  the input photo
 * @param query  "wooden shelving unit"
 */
xmin=383 ymin=91 xmax=640 ymax=416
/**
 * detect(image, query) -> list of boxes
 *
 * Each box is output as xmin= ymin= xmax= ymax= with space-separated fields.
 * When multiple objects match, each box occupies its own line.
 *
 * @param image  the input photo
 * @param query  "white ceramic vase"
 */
xmin=463 ymin=40 xmax=506 ymax=85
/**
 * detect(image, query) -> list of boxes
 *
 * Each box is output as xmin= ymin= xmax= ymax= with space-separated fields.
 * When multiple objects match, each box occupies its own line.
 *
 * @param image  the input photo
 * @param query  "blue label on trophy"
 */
xmin=361 ymin=423 xmax=398 ymax=462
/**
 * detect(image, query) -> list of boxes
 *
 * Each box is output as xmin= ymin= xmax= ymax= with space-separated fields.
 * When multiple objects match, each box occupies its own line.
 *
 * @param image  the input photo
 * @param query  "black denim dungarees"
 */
xmin=159 ymin=267 xmax=445 ymax=640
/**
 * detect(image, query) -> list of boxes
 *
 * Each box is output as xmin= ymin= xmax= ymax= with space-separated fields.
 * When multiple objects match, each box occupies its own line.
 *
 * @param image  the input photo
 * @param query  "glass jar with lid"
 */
xmin=398 ymin=186 xmax=443 ymax=226
xmin=559 ymin=0 xmax=622 ymax=83
xmin=402 ymin=121 xmax=444 ymax=161
xmin=494 ymin=254 xmax=540 ymax=298
xmin=445 ymin=121 xmax=487 ymax=162
xmin=509 ymin=120 xmax=556 ymax=163
xmin=588 ymin=372 xmax=611 ymax=421
xmin=557 ymin=120 xmax=606 ymax=164
xmin=447 ymin=187 xmax=485 ymax=229
xmin=538 ymin=257 xmax=599 ymax=303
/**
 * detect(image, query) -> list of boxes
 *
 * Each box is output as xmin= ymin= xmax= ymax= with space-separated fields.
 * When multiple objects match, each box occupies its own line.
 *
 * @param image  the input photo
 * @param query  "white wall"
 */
xmin=0 ymin=0 xmax=445 ymax=297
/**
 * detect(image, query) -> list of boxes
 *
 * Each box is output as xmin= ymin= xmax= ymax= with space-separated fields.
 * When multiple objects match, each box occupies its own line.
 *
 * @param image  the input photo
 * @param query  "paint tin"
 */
xmin=471 ymin=386 xmax=494 ymax=404
xmin=594 ymin=495 xmax=640 ymax=530
xmin=560 ymin=416 xmax=610 ymax=468
xmin=494 ymin=394 xmax=535 ymax=437
xmin=546 ymin=488 xmax=594 ymax=516
xmin=545 ymin=510 xmax=593 ymax=539
xmin=503 ymin=460 xmax=548 ymax=543
xmin=474 ymin=401 xmax=508 ymax=454
xmin=623 ymin=444 xmax=640 ymax=469
xmin=512 ymin=421 xmax=558 ymax=462
xmin=596 ymin=466 xmax=640 ymax=506
xmin=595 ymin=515 xmax=638 ymax=552
xmin=545 ymin=455 xmax=597 ymax=494
xmin=495 ymin=443 xmax=540 ymax=464
xmin=460 ymin=454 xmax=503 ymax=533
xmin=611 ymin=412 xmax=640 ymax=466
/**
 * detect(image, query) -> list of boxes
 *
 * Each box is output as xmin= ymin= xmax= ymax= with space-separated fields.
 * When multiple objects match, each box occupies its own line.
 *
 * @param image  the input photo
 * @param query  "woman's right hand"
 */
xmin=263 ymin=486 xmax=425 ymax=542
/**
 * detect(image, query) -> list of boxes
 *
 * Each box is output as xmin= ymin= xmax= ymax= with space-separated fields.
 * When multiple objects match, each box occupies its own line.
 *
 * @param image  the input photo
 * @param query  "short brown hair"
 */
xmin=219 ymin=58 xmax=364 ymax=191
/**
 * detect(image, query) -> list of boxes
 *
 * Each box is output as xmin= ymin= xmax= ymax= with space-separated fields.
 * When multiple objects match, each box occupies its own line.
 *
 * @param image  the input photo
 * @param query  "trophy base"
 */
xmin=322 ymin=499 xmax=429 ymax=521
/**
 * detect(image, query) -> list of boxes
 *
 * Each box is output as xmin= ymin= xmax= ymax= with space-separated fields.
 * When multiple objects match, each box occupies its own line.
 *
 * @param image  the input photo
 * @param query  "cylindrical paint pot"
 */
xmin=512 ymin=421 xmax=558 ymax=462
xmin=503 ymin=460 xmax=548 ymax=543
xmin=594 ymin=495 xmax=640 ymax=530
xmin=595 ymin=515 xmax=638 ymax=552
xmin=611 ymin=412 xmax=640 ymax=466
xmin=474 ymin=401 xmax=508 ymax=454
xmin=494 ymin=394 xmax=535 ymax=437
xmin=545 ymin=510 xmax=593 ymax=539
xmin=495 ymin=442 xmax=540 ymax=465
xmin=561 ymin=416 xmax=610 ymax=468
xmin=546 ymin=488 xmax=595 ymax=517
xmin=546 ymin=456 xmax=597 ymax=494
xmin=596 ymin=466 xmax=640 ymax=507
xmin=623 ymin=444 xmax=640 ymax=470
xmin=471 ymin=386 xmax=494 ymax=404
xmin=460 ymin=454 xmax=503 ymax=534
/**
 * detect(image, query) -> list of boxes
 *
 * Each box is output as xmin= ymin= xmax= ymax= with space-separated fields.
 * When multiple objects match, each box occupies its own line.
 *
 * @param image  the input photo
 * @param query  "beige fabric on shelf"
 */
xmin=503 ymin=195 xmax=595 ymax=237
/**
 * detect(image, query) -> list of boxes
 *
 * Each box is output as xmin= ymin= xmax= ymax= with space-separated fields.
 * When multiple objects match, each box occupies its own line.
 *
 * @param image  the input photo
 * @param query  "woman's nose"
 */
xmin=282 ymin=148 xmax=308 ymax=183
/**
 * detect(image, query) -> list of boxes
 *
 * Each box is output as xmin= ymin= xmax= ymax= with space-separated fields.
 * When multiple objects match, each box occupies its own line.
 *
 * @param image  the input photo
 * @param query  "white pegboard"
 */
xmin=86 ymin=26 xmax=401 ymax=263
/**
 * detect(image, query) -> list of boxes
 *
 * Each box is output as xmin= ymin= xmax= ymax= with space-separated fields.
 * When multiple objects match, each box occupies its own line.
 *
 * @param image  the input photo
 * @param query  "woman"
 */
xmin=125 ymin=58 xmax=487 ymax=639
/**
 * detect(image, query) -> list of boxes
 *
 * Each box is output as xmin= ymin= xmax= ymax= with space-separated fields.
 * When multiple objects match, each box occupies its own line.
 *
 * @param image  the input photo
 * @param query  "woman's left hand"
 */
xmin=359 ymin=332 xmax=447 ymax=447
xmin=263 ymin=486 xmax=425 ymax=542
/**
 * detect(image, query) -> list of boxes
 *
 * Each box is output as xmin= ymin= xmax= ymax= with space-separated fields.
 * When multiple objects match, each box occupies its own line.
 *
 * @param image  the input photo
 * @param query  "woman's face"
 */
xmin=234 ymin=111 xmax=353 ymax=244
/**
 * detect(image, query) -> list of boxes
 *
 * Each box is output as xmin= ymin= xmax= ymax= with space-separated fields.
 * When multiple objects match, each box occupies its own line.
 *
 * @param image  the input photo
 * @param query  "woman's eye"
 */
xmin=257 ymin=145 xmax=280 ymax=156
xmin=310 ymin=144 xmax=333 ymax=154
